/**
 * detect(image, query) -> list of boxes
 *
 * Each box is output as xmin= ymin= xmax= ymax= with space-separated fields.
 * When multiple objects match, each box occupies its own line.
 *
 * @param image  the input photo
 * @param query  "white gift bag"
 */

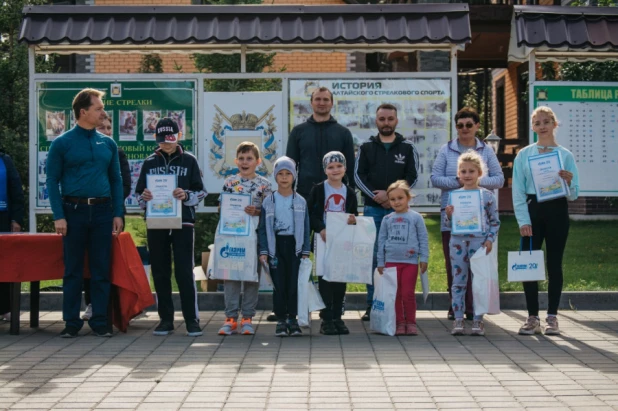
xmin=211 ymin=221 xmax=258 ymax=282
xmin=507 ymin=237 xmax=546 ymax=282
xmin=298 ymin=258 xmax=325 ymax=327
xmin=323 ymin=213 xmax=376 ymax=284
xmin=370 ymin=268 xmax=397 ymax=336
xmin=314 ymin=235 xmax=327 ymax=277
xmin=471 ymin=246 xmax=500 ymax=316
xmin=259 ymin=261 xmax=275 ymax=291
xmin=420 ymin=270 xmax=429 ymax=304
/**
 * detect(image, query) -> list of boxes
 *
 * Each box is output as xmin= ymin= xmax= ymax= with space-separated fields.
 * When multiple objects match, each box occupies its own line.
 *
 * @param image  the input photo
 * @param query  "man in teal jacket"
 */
xmin=46 ymin=88 xmax=124 ymax=338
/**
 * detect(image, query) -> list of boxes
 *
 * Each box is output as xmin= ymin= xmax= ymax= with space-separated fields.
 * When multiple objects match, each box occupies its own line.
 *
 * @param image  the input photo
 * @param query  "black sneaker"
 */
xmin=92 ymin=326 xmax=112 ymax=338
xmin=60 ymin=326 xmax=79 ymax=338
xmin=288 ymin=320 xmax=302 ymax=337
xmin=153 ymin=320 xmax=174 ymax=336
xmin=186 ymin=320 xmax=203 ymax=337
xmin=319 ymin=320 xmax=338 ymax=335
xmin=275 ymin=321 xmax=288 ymax=337
xmin=361 ymin=307 xmax=371 ymax=321
xmin=266 ymin=313 xmax=278 ymax=322
xmin=334 ymin=319 xmax=350 ymax=335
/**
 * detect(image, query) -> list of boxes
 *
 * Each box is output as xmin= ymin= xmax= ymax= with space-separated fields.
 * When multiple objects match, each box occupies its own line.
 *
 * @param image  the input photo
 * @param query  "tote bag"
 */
xmin=507 ymin=237 xmax=546 ymax=282
xmin=323 ymin=213 xmax=376 ymax=284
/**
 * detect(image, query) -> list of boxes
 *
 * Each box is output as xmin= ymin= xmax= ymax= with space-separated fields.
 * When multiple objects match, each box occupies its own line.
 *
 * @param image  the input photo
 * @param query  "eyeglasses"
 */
xmin=456 ymin=123 xmax=475 ymax=129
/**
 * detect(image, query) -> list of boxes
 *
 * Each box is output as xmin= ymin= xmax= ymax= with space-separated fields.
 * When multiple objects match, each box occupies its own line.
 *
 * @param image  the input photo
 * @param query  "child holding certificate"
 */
xmin=257 ymin=157 xmax=311 ymax=337
xmin=445 ymin=151 xmax=500 ymax=336
xmin=512 ymin=106 xmax=579 ymax=336
xmin=135 ymin=118 xmax=206 ymax=337
xmin=308 ymin=151 xmax=358 ymax=336
xmin=376 ymin=180 xmax=429 ymax=336
xmin=218 ymin=142 xmax=272 ymax=336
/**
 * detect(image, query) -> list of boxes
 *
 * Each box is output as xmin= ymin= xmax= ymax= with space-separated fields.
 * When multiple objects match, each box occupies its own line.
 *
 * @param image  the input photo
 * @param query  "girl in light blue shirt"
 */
xmin=512 ymin=106 xmax=579 ymax=337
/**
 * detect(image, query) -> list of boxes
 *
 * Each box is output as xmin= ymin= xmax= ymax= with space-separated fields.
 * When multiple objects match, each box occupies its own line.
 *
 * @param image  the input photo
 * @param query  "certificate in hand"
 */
xmin=146 ymin=174 xmax=182 ymax=229
xmin=528 ymin=151 xmax=569 ymax=202
xmin=219 ymin=193 xmax=252 ymax=236
xmin=449 ymin=189 xmax=483 ymax=235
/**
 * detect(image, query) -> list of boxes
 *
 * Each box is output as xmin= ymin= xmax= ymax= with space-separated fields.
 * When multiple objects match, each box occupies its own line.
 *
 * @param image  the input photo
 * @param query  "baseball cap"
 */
xmin=155 ymin=118 xmax=179 ymax=143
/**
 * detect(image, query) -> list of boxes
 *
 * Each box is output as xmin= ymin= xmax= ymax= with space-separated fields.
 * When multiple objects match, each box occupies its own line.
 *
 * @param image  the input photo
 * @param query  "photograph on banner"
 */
xmin=166 ymin=110 xmax=186 ymax=138
xmin=203 ymin=91 xmax=283 ymax=194
xmin=289 ymin=79 xmax=451 ymax=207
xmin=143 ymin=110 xmax=161 ymax=140
xmin=45 ymin=111 xmax=66 ymax=140
xmin=37 ymin=151 xmax=49 ymax=206
xmin=126 ymin=160 xmax=144 ymax=207
xmin=119 ymin=110 xmax=138 ymax=141
xmin=533 ymin=82 xmax=618 ymax=197
xmin=35 ymin=80 xmax=197 ymax=209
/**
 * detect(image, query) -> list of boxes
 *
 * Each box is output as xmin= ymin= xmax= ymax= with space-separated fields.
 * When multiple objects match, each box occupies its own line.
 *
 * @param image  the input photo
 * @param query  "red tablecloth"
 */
xmin=0 ymin=232 xmax=154 ymax=332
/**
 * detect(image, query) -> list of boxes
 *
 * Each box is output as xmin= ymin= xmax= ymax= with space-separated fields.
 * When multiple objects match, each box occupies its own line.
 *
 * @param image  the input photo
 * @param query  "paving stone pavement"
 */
xmin=1 ymin=310 xmax=618 ymax=411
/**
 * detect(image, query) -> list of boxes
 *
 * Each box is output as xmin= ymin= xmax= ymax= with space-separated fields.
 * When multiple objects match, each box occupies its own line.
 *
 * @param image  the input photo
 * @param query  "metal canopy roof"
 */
xmin=509 ymin=5 xmax=618 ymax=62
xmin=19 ymin=4 xmax=471 ymax=55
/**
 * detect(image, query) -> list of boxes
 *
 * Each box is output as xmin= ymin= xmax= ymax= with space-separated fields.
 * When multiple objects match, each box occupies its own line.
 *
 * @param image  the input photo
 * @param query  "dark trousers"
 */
xmin=148 ymin=225 xmax=198 ymax=323
xmin=522 ymin=195 xmax=570 ymax=317
xmin=319 ymin=277 xmax=346 ymax=321
xmin=269 ymin=235 xmax=301 ymax=321
xmin=83 ymin=215 xmax=125 ymax=307
xmin=62 ymin=202 xmax=113 ymax=330
xmin=442 ymin=231 xmax=473 ymax=316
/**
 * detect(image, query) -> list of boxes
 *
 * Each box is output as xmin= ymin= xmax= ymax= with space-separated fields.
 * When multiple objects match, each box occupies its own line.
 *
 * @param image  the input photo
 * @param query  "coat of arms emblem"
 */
xmin=209 ymin=104 xmax=278 ymax=178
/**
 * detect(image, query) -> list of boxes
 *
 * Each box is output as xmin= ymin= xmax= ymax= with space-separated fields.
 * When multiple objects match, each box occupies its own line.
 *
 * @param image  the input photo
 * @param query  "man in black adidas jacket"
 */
xmin=286 ymin=87 xmax=355 ymax=200
xmin=354 ymin=103 xmax=419 ymax=321
xmin=135 ymin=118 xmax=206 ymax=337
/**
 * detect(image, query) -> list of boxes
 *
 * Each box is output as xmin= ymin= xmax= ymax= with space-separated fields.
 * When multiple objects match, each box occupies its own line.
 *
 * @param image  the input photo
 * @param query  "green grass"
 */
xmin=23 ymin=215 xmax=618 ymax=292
xmin=347 ymin=215 xmax=618 ymax=292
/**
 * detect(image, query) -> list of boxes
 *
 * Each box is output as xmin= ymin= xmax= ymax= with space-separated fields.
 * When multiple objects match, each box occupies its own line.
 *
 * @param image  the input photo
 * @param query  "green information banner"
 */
xmin=36 ymin=80 xmax=197 ymax=208
xmin=532 ymin=81 xmax=618 ymax=196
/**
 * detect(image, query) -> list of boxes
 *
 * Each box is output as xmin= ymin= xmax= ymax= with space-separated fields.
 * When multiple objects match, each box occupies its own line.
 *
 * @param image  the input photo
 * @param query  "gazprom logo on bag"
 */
xmin=512 ymin=262 xmax=539 ymax=271
xmin=220 ymin=243 xmax=246 ymax=259
xmin=372 ymin=299 xmax=385 ymax=311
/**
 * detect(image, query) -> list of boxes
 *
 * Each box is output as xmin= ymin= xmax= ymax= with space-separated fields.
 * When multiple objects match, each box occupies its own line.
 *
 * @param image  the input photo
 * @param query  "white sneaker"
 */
xmin=1 ymin=312 xmax=10 ymax=322
xmin=471 ymin=320 xmax=485 ymax=336
xmin=81 ymin=304 xmax=92 ymax=320
xmin=451 ymin=319 xmax=465 ymax=336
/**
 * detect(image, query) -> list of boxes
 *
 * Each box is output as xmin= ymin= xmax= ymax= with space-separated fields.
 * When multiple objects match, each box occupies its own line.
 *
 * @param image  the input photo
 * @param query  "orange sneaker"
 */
xmin=240 ymin=318 xmax=255 ymax=335
xmin=218 ymin=318 xmax=237 ymax=336
xmin=406 ymin=323 xmax=418 ymax=336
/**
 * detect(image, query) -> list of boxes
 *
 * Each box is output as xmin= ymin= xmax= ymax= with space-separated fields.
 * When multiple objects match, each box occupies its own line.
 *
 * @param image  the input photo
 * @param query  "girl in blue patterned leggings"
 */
xmin=445 ymin=151 xmax=500 ymax=336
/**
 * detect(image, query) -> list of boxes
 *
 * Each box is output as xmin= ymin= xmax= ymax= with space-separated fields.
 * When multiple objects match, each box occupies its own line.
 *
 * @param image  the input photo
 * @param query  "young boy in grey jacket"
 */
xmin=258 ymin=156 xmax=311 ymax=337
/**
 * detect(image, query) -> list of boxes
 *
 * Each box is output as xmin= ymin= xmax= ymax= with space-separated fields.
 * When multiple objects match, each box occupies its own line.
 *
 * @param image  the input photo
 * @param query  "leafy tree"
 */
xmin=1 ymin=0 xmax=57 ymax=230
xmin=138 ymin=54 xmax=164 ymax=73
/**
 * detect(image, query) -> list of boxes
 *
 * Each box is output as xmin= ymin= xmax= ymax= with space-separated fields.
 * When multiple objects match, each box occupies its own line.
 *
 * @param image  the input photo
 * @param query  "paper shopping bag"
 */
xmin=471 ymin=245 xmax=500 ymax=316
xmin=370 ymin=268 xmax=397 ymax=336
xmin=323 ymin=213 xmax=376 ymax=284
xmin=507 ymin=237 xmax=546 ymax=282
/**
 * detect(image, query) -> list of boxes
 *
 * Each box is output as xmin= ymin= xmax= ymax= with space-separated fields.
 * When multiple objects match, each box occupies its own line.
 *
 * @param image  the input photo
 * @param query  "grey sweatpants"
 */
xmin=224 ymin=271 xmax=260 ymax=319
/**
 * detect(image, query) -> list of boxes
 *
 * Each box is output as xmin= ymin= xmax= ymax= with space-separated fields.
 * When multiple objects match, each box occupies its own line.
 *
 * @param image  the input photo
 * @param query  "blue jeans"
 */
xmin=364 ymin=204 xmax=393 ymax=306
xmin=62 ymin=202 xmax=113 ymax=330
